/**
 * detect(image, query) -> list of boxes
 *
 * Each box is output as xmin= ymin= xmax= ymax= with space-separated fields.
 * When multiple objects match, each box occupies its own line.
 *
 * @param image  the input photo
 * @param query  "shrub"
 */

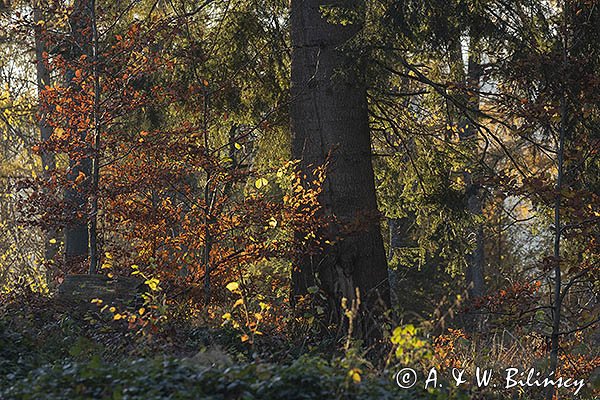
xmin=2 ymin=355 xmax=441 ymax=400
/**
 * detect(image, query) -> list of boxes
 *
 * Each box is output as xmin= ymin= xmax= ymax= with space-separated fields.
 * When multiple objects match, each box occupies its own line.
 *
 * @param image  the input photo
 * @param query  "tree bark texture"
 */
xmin=290 ymin=0 xmax=390 ymax=339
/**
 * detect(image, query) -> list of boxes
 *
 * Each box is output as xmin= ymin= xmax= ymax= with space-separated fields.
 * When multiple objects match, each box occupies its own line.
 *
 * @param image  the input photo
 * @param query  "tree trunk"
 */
xmin=88 ymin=0 xmax=101 ymax=275
xmin=33 ymin=2 xmax=58 ymax=282
xmin=463 ymin=39 xmax=486 ymax=302
xmin=64 ymin=0 xmax=91 ymax=268
xmin=290 ymin=0 xmax=390 ymax=340
xmin=546 ymin=13 xmax=568 ymax=399
xmin=448 ymin=36 xmax=486 ymax=329
xmin=387 ymin=216 xmax=414 ymax=309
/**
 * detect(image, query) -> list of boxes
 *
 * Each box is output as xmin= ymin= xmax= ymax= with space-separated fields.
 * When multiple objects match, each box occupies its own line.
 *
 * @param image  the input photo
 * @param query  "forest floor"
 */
xmin=0 ymin=290 xmax=438 ymax=400
xmin=0 ymin=290 xmax=570 ymax=400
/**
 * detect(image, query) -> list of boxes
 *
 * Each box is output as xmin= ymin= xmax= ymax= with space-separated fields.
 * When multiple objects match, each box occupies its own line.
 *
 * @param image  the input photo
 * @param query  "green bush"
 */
xmin=1 ymin=355 xmax=441 ymax=400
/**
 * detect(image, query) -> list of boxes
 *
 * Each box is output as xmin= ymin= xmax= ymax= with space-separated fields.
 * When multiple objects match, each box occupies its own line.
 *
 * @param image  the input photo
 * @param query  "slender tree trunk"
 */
xmin=202 ymin=89 xmax=212 ymax=302
xmin=463 ymin=39 xmax=485 ymax=302
xmin=546 ymin=88 xmax=565 ymax=400
xmin=88 ymin=0 xmax=100 ymax=274
xmin=387 ymin=215 xmax=414 ymax=309
xmin=547 ymin=12 xmax=568 ymax=399
xmin=448 ymin=36 xmax=486 ymax=330
xmin=33 ymin=2 xmax=58 ymax=282
xmin=64 ymin=0 xmax=91 ymax=268
xmin=290 ymin=0 xmax=390 ymax=340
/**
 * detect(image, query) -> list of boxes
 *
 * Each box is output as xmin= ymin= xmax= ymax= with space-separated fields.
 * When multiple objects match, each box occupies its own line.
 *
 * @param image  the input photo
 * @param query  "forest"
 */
xmin=0 ymin=0 xmax=598 ymax=399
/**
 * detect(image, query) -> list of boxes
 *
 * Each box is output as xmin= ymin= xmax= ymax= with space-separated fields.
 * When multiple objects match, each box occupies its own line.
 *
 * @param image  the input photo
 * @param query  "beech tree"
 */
xmin=290 ymin=0 xmax=390 ymax=339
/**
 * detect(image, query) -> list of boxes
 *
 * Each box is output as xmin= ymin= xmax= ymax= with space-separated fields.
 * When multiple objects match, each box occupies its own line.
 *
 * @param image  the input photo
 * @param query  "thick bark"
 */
xmin=64 ymin=0 xmax=92 ymax=267
xmin=290 ymin=0 xmax=390 ymax=340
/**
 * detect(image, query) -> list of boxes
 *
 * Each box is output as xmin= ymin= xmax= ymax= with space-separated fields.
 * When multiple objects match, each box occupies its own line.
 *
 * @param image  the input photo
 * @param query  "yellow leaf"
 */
xmin=49 ymin=238 xmax=57 ymax=244
xmin=233 ymin=298 xmax=244 ymax=308
xmin=254 ymin=313 xmax=263 ymax=321
xmin=145 ymin=278 xmax=160 ymax=291
xmin=268 ymin=218 xmax=277 ymax=228
xmin=109 ymin=307 xmax=116 ymax=313
xmin=113 ymin=313 xmax=124 ymax=321
xmin=138 ymin=307 xmax=145 ymax=315
xmin=240 ymin=334 xmax=249 ymax=342
xmin=53 ymin=127 xmax=65 ymax=139
xmin=254 ymin=178 xmax=268 ymax=189
xmin=226 ymin=282 xmax=239 ymax=292
xmin=222 ymin=312 xmax=232 ymax=320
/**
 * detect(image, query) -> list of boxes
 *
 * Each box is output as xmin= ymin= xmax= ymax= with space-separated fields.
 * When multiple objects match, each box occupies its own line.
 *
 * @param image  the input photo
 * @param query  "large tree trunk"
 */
xmin=290 ymin=0 xmax=390 ymax=340
xmin=64 ymin=0 xmax=91 ymax=268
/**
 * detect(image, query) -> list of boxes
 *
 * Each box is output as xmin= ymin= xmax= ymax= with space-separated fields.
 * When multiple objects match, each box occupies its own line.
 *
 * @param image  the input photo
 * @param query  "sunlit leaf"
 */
xmin=233 ymin=298 xmax=244 ymax=308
